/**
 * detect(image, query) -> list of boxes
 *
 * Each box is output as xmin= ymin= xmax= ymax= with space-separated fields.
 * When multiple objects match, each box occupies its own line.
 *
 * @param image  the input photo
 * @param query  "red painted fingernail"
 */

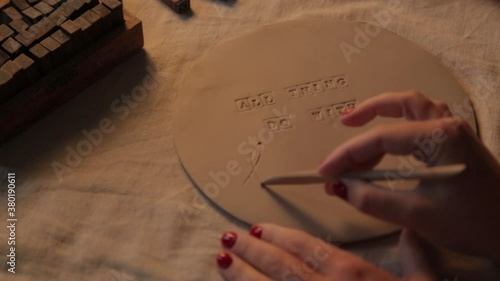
xmin=341 ymin=107 xmax=355 ymax=116
xmin=221 ymin=231 xmax=237 ymax=248
xmin=249 ymin=225 xmax=263 ymax=238
xmin=216 ymin=252 xmax=233 ymax=269
xmin=332 ymin=181 xmax=348 ymax=201
xmin=324 ymin=182 xmax=335 ymax=196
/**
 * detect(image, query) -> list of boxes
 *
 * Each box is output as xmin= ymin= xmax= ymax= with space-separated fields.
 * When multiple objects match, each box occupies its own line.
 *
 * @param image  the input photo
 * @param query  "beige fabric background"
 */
xmin=0 ymin=0 xmax=499 ymax=280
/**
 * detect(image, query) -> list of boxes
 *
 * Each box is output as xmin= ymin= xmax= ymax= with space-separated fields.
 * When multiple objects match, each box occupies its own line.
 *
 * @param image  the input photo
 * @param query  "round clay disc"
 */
xmin=173 ymin=19 xmax=476 ymax=242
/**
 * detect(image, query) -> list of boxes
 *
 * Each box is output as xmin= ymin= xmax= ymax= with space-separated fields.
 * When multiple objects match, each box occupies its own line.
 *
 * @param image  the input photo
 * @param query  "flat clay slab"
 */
xmin=173 ymin=19 xmax=477 ymax=243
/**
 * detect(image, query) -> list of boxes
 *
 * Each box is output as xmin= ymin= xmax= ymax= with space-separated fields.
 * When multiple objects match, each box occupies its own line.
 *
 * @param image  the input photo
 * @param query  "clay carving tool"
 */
xmin=261 ymin=164 xmax=466 ymax=186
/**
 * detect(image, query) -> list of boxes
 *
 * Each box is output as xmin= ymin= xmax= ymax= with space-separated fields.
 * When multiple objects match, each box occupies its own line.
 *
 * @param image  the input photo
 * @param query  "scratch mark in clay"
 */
xmin=242 ymin=148 xmax=262 ymax=186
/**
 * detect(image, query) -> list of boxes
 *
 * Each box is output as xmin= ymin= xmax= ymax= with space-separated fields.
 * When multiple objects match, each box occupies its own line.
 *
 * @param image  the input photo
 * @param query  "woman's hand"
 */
xmin=217 ymin=223 xmax=436 ymax=281
xmin=318 ymin=91 xmax=500 ymax=262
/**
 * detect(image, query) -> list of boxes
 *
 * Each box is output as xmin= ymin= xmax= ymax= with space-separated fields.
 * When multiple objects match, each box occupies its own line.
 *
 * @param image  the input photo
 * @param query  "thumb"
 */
xmin=399 ymin=228 xmax=439 ymax=281
xmin=341 ymin=179 xmax=422 ymax=227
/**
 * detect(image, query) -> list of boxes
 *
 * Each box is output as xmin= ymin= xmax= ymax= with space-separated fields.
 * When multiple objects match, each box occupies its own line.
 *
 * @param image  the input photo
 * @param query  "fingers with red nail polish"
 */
xmin=221 ymin=231 xmax=237 ymax=248
xmin=332 ymin=181 xmax=348 ymax=201
xmin=216 ymin=250 xmax=272 ymax=280
xmin=217 ymin=223 xmax=410 ymax=281
xmin=249 ymin=225 xmax=262 ymax=238
xmin=324 ymin=181 xmax=349 ymax=201
xmin=216 ymin=252 xmax=233 ymax=269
